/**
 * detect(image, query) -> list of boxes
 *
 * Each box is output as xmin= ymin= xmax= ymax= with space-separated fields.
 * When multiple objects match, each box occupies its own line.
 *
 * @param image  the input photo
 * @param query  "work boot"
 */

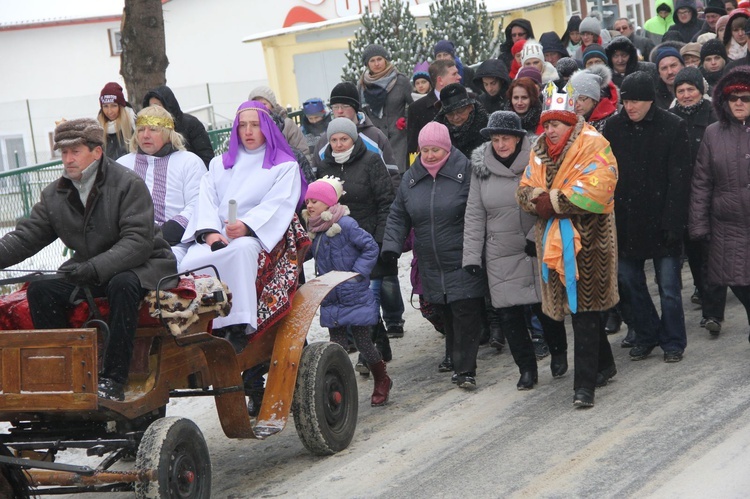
xmin=369 ymin=360 xmax=392 ymax=407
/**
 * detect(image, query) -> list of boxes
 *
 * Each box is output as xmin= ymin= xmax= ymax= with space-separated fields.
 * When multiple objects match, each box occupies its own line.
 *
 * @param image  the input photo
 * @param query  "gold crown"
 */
xmin=135 ymin=115 xmax=175 ymax=129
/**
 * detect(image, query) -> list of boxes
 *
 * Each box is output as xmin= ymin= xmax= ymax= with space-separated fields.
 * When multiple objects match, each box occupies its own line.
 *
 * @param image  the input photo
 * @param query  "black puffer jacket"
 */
xmin=666 ymin=0 xmax=702 ymax=43
xmin=606 ymin=35 xmax=659 ymax=88
xmin=472 ymin=59 xmax=511 ymax=114
xmin=382 ymin=148 xmax=487 ymax=304
xmin=142 ymin=86 xmax=214 ymax=168
xmin=499 ymin=19 xmax=535 ymax=69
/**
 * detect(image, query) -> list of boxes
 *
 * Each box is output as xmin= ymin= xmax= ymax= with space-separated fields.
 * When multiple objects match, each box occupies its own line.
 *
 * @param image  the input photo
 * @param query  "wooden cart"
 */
xmin=0 ymin=270 xmax=358 ymax=497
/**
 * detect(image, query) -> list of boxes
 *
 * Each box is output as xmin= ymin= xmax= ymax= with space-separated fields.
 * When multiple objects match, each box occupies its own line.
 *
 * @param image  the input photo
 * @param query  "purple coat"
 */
xmin=312 ymin=215 xmax=380 ymax=328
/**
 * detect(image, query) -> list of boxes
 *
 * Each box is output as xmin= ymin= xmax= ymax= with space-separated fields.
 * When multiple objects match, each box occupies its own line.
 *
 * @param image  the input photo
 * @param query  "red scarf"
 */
xmin=545 ymin=127 xmax=575 ymax=163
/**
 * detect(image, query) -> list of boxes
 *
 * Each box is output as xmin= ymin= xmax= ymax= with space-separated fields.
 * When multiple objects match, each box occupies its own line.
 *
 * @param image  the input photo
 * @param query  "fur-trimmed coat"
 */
xmin=516 ymin=118 xmax=618 ymax=320
xmin=464 ymin=139 xmax=542 ymax=309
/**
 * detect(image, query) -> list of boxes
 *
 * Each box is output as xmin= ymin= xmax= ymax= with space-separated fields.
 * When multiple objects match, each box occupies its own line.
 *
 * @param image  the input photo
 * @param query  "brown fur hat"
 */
xmin=53 ymin=118 xmax=105 ymax=150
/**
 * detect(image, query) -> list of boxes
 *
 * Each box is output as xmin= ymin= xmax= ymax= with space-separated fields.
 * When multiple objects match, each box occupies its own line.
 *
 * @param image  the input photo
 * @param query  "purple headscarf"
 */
xmin=222 ymin=100 xmax=296 ymax=170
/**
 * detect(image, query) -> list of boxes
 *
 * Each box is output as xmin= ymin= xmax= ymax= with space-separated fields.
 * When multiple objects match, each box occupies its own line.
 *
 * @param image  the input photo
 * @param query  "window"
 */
xmin=108 ymin=28 xmax=122 ymax=56
xmin=0 ymin=136 xmax=27 ymax=172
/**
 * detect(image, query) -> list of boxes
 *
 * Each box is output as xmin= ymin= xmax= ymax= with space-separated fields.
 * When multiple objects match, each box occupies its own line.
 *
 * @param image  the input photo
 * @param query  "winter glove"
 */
xmin=531 ymin=192 xmax=556 ymax=219
xmin=381 ymin=251 xmax=399 ymax=264
xmin=211 ymin=240 xmax=228 ymax=252
xmin=161 ymin=220 xmax=185 ymax=246
xmin=524 ymin=240 xmax=537 ymax=258
xmin=463 ymin=265 xmax=481 ymax=276
xmin=396 ymin=117 xmax=407 ymax=131
xmin=662 ymin=230 xmax=681 ymax=247
xmin=63 ymin=261 xmax=98 ymax=286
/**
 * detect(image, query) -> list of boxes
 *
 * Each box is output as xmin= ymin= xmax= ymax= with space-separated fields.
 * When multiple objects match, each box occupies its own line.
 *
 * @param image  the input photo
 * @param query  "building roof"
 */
xmin=0 ymin=0 xmax=170 ymax=30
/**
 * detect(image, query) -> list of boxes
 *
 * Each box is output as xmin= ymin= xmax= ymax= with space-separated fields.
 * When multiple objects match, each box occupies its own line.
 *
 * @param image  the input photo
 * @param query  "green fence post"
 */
xmin=15 ymin=151 xmax=32 ymax=218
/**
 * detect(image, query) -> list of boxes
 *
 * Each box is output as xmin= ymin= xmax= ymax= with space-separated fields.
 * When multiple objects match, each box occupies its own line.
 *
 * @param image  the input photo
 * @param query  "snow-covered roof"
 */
xmin=0 ymin=0 xmax=168 ymax=29
xmin=410 ymin=0 xmax=559 ymax=17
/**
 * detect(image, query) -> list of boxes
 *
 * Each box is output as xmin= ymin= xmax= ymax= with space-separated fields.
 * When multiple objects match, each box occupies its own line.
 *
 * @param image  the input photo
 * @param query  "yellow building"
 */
xmin=243 ymin=0 xmax=567 ymax=108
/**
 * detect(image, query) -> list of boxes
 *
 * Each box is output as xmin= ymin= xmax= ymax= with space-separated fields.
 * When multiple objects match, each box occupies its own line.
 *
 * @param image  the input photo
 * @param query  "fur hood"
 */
xmin=712 ymin=66 xmax=750 ymax=125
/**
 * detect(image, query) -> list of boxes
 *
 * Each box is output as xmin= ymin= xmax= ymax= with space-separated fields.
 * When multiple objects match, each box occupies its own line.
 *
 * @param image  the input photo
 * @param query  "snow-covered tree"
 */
xmin=425 ymin=0 xmax=500 ymax=65
xmin=341 ymin=0 xmax=429 ymax=83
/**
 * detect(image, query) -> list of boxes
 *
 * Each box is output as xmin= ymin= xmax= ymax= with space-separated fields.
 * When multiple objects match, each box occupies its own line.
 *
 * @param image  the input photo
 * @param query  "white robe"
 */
xmin=179 ymin=145 xmax=301 ymax=329
xmin=117 ymin=150 xmax=205 ymax=263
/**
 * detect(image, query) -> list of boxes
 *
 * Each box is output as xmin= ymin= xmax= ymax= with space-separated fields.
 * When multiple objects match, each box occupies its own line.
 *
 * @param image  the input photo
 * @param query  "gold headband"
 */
xmin=136 ymin=115 xmax=175 ymax=129
xmin=237 ymin=106 xmax=271 ymax=117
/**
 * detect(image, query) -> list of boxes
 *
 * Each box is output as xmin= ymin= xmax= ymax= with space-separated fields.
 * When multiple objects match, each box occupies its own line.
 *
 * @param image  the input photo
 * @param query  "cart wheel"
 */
xmin=135 ymin=417 xmax=211 ymax=499
xmin=292 ymin=341 xmax=358 ymax=455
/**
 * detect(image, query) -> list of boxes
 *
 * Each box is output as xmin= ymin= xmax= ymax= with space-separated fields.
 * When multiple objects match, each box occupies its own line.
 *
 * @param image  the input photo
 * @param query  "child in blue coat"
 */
xmin=303 ymin=176 xmax=393 ymax=407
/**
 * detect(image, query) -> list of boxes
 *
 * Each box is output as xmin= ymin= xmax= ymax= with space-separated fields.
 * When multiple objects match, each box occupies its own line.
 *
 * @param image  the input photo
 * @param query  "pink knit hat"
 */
xmin=305 ymin=176 xmax=344 ymax=207
xmin=418 ymin=122 xmax=452 ymax=152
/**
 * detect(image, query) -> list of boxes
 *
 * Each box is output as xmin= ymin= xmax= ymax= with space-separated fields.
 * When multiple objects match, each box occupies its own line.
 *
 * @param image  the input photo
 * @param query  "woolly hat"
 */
xmin=303 ymin=98 xmax=326 ymax=117
xmin=583 ymin=43 xmax=608 ymax=65
xmin=566 ymin=15 xmax=582 ymax=32
xmin=480 ymin=111 xmax=526 ymax=138
xmin=700 ymin=38 xmax=728 ymax=63
xmin=697 ymin=32 xmax=718 ymax=44
xmin=556 ymin=57 xmax=581 ymax=79
xmin=540 ymin=32 xmax=568 ymax=59
xmin=329 ymin=82 xmax=361 ymax=112
xmin=412 ymin=61 xmax=431 ymax=84
xmin=654 ymin=46 xmax=685 ymax=67
xmin=99 ymin=82 xmax=126 ymax=108
xmin=620 ymin=71 xmax=656 ymax=101
xmin=53 ymin=118 xmax=105 ymax=150
xmin=516 ymin=66 xmax=543 ymax=85
xmin=511 ymin=39 xmax=527 ymax=56
xmin=674 ymin=66 xmax=706 ymax=94
xmin=680 ymin=42 xmax=702 ymax=60
xmin=362 ymin=44 xmax=390 ymax=65
xmin=570 ymin=70 xmax=603 ymax=102
xmin=521 ymin=40 xmax=544 ymax=64
xmin=579 ymin=15 xmax=602 ymax=35
xmin=418 ymin=122 xmax=452 ymax=152
xmin=433 ymin=40 xmax=457 ymax=58
xmin=704 ymin=0 xmax=728 ymax=15
xmin=305 ymin=176 xmax=344 ymax=207
xmin=716 ymin=14 xmax=730 ymax=33
xmin=438 ymin=83 xmax=474 ymax=115
xmin=248 ymin=86 xmax=279 ymax=108
xmin=326 ymin=117 xmax=358 ymax=141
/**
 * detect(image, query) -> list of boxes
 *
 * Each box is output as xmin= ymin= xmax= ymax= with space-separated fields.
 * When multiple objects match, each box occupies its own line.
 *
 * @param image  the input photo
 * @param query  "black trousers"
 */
xmin=27 ymin=271 xmax=147 ymax=385
xmin=433 ymin=297 xmax=484 ymax=375
xmin=496 ymin=302 xmax=568 ymax=374
xmin=571 ymin=311 xmax=615 ymax=391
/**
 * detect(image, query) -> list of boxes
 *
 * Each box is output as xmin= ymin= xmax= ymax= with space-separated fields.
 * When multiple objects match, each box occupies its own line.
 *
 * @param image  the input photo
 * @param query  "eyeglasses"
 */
xmin=331 ymin=104 xmax=352 ymax=111
xmin=728 ymin=94 xmax=750 ymax=103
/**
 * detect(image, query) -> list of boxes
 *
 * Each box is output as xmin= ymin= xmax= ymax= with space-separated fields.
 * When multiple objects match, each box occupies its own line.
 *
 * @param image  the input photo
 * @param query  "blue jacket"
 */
xmin=312 ymin=215 xmax=380 ymax=328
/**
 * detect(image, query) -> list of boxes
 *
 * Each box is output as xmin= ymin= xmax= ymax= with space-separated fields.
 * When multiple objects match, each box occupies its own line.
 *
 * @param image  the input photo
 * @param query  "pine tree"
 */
xmin=425 ymin=0 xmax=500 ymax=65
xmin=341 ymin=0 xmax=429 ymax=83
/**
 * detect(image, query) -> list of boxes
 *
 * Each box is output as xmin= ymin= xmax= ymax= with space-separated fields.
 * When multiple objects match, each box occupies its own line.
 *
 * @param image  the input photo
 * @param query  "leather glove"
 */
xmin=211 ymin=240 xmax=228 ymax=252
xmin=380 ymin=251 xmax=399 ymax=264
xmin=532 ymin=192 xmax=556 ymax=219
xmin=463 ymin=265 xmax=481 ymax=276
xmin=524 ymin=240 xmax=537 ymax=258
xmin=662 ymin=230 xmax=681 ymax=247
xmin=64 ymin=261 xmax=98 ymax=286
xmin=161 ymin=220 xmax=185 ymax=246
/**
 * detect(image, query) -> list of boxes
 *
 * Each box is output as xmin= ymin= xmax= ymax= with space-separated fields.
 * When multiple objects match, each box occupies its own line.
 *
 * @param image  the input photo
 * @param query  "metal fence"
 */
xmin=0 ymin=126 xmax=233 ymax=277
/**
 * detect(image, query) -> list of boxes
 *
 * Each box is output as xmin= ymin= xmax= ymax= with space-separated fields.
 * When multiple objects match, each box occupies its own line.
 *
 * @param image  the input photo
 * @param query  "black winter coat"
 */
xmin=406 ymin=91 xmax=439 ymax=155
xmin=606 ymin=35 xmax=659 ymax=88
xmin=142 ymin=86 xmax=214 ymax=168
xmin=603 ymin=105 xmax=692 ymax=259
xmin=382 ymin=148 xmax=487 ymax=304
xmin=0 ymin=156 xmax=177 ymax=289
xmin=669 ymin=99 xmax=717 ymax=166
xmin=473 ymin=59 xmax=511 ymax=114
xmin=499 ymin=19 xmax=535 ymax=70
xmin=434 ymin=103 xmax=489 ymax=158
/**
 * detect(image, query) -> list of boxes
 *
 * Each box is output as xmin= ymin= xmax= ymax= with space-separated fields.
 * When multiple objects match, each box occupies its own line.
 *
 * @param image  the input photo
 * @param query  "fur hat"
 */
xmin=620 ymin=71 xmax=656 ymax=101
xmin=248 ymin=86 xmax=279 ymax=108
xmin=329 ymin=82 xmax=361 ymax=112
xmin=481 ymin=111 xmax=526 ymax=138
xmin=583 ymin=44 xmax=608 ymax=65
xmin=99 ymin=82 xmax=126 ymax=108
xmin=326 ymin=117 xmax=358 ymax=141
xmin=556 ymin=57 xmax=581 ymax=79
xmin=53 ymin=118 xmax=105 ymax=150
xmin=437 ymin=83 xmax=474 ymax=115
xmin=516 ymin=66 xmax=543 ymax=85
xmin=303 ymin=98 xmax=326 ymax=117
xmin=362 ymin=44 xmax=390 ymax=65
xmin=305 ymin=176 xmax=344 ymax=207
xmin=521 ymin=40 xmax=544 ymax=65
xmin=418 ymin=122 xmax=452 ymax=152
xmin=433 ymin=40 xmax=456 ymax=58
xmin=700 ymin=38 xmax=728 ymax=63
xmin=579 ymin=15 xmax=602 ymax=35
xmin=674 ymin=66 xmax=706 ymax=94
xmin=570 ymin=70 xmax=603 ymax=102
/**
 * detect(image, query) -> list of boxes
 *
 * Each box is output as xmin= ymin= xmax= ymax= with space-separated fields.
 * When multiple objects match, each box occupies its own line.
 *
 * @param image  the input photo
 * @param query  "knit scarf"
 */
xmin=305 ymin=203 xmax=349 ymax=239
xmin=518 ymin=105 xmax=542 ymax=133
xmin=332 ymin=144 xmax=355 ymax=164
xmin=544 ymin=127 xmax=575 ymax=163
xmin=728 ymin=38 xmax=747 ymax=61
xmin=674 ymin=100 xmax=703 ymax=116
xmin=360 ymin=63 xmax=398 ymax=117
xmin=421 ymin=151 xmax=451 ymax=178
xmin=137 ymin=143 xmax=175 ymax=158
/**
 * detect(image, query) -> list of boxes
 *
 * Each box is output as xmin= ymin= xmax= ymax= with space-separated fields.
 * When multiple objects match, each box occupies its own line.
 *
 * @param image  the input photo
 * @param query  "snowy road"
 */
xmin=50 ymin=258 xmax=750 ymax=498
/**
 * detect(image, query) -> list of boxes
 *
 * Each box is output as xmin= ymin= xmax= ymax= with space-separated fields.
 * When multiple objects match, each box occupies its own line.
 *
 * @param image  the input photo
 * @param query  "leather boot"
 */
xmin=621 ymin=325 xmax=636 ymax=348
xmin=604 ymin=308 xmax=622 ymax=335
xmin=516 ymin=370 xmax=538 ymax=390
xmin=369 ymin=360 xmax=392 ymax=407
xmin=550 ymin=353 xmax=568 ymax=378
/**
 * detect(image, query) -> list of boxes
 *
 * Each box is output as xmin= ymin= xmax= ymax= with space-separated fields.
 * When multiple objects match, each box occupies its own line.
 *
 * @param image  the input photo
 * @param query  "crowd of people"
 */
xmin=2 ymin=2 xmax=750 ymax=410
